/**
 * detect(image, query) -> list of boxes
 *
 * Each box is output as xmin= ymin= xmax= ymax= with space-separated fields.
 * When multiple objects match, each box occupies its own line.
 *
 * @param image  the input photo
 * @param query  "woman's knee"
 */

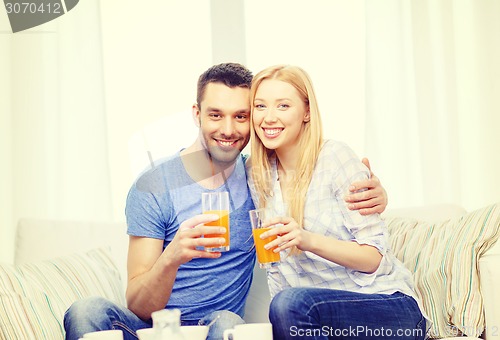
xmin=269 ymin=289 xmax=308 ymax=321
xmin=272 ymin=289 xmax=309 ymax=308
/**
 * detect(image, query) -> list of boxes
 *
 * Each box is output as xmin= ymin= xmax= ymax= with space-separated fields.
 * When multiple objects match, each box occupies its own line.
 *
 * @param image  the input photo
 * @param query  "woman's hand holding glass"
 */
xmin=259 ymin=216 xmax=313 ymax=253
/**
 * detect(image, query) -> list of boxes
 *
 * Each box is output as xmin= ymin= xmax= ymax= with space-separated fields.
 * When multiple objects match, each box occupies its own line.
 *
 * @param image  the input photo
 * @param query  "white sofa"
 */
xmin=1 ymin=203 xmax=499 ymax=339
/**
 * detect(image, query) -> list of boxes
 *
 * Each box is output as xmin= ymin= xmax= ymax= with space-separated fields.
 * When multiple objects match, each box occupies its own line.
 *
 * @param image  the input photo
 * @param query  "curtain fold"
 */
xmin=365 ymin=0 xmax=499 ymax=210
xmin=365 ymin=1 xmax=423 ymax=207
xmin=0 ymin=31 xmax=14 ymax=263
xmin=2 ymin=0 xmax=498 ymax=263
xmin=1 ymin=0 xmax=112 ymax=262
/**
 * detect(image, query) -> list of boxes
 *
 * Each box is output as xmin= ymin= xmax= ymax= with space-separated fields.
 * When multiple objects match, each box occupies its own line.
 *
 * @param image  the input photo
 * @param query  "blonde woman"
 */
xmin=248 ymin=65 xmax=427 ymax=339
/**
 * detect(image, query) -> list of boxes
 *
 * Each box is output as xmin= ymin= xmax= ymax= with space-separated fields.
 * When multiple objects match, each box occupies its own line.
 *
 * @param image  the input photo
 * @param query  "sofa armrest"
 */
xmin=386 ymin=203 xmax=500 ymax=338
xmin=383 ymin=204 xmax=467 ymax=222
xmin=479 ymin=239 xmax=500 ymax=340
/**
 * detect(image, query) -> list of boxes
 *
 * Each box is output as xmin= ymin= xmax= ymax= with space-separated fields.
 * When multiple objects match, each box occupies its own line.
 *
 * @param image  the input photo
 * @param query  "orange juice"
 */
xmin=203 ymin=209 xmax=230 ymax=250
xmin=252 ymin=227 xmax=280 ymax=266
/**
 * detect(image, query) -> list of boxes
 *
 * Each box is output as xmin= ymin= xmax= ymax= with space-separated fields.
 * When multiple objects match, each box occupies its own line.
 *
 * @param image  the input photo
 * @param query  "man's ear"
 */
xmin=192 ymin=104 xmax=201 ymax=127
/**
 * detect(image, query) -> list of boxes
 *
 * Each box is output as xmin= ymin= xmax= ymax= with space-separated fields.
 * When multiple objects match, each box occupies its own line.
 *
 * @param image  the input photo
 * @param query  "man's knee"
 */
xmin=64 ymin=297 xmax=120 ymax=339
xmin=65 ymin=296 xmax=113 ymax=320
xmin=202 ymin=310 xmax=244 ymax=328
xmin=201 ymin=310 xmax=244 ymax=339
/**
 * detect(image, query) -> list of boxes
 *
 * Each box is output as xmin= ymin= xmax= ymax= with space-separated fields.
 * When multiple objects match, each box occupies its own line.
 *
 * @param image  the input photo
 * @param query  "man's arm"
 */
xmin=125 ymin=214 xmax=225 ymax=320
xmin=344 ymin=158 xmax=388 ymax=215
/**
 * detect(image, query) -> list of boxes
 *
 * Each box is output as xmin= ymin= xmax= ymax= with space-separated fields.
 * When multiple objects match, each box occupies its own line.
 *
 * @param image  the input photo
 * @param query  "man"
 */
xmin=64 ymin=63 xmax=387 ymax=340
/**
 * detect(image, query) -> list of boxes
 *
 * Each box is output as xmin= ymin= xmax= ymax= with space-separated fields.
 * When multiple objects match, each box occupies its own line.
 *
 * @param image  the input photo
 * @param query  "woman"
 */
xmin=248 ymin=65 xmax=427 ymax=339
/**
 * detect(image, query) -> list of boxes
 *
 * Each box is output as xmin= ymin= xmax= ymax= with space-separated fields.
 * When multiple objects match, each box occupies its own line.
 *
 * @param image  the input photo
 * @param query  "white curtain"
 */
xmin=365 ymin=0 xmax=500 ymax=210
xmin=0 ymin=0 xmax=112 ymax=262
xmin=245 ymin=0 xmax=499 ymax=211
xmin=2 ymin=0 xmax=499 ymax=262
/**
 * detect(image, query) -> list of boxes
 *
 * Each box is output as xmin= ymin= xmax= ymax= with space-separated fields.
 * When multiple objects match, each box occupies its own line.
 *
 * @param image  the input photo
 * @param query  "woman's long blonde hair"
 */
xmin=249 ymin=65 xmax=324 ymax=254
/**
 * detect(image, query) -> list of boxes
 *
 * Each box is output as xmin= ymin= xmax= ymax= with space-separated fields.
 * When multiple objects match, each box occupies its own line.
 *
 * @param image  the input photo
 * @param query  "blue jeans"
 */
xmin=269 ymin=288 xmax=426 ymax=340
xmin=63 ymin=296 xmax=244 ymax=340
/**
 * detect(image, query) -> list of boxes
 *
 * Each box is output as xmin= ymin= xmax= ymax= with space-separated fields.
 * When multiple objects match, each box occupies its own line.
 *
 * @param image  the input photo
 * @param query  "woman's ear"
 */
xmin=304 ymin=109 xmax=311 ymax=123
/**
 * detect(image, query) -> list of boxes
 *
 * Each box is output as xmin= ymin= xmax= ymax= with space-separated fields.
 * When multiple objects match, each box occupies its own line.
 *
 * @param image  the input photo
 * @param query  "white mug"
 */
xmin=223 ymin=323 xmax=273 ymax=340
xmin=83 ymin=330 xmax=123 ymax=340
xmin=137 ymin=325 xmax=209 ymax=340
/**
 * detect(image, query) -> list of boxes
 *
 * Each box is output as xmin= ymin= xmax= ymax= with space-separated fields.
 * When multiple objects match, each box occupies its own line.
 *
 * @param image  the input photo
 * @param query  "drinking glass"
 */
xmin=248 ymin=208 xmax=282 ymax=268
xmin=202 ymin=191 xmax=230 ymax=252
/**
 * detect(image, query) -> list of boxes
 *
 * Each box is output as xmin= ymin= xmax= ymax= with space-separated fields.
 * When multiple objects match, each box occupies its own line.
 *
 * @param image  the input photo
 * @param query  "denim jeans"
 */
xmin=63 ymin=296 xmax=244 ymax=340
xmin=269 ymin=288 xmax=426 ymax=340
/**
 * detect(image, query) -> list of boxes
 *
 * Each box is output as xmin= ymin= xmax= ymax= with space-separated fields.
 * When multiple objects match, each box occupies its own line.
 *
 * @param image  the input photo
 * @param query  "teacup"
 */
xmin=83 ymin=330 xmax=123 ymax=339
xmin=137 ymin=325 xmax=209 ymax=340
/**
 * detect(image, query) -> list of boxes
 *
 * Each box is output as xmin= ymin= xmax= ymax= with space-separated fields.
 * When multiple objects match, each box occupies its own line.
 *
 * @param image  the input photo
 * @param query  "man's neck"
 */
xmin=180 ymin=142 xmax=237 ymax=190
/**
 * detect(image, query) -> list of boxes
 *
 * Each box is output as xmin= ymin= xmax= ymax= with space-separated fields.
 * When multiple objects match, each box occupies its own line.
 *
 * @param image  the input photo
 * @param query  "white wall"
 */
xmin=1 ymin=1 xmax=113 ymax=262
xmin=1 ymin=1 xmax=498 ymax=263
xmin=246 ymin=1 xmax=500 ymax=211
xmin=0 ymin=9 xmax=13 ymax=263
xmin=100 ymin=1 xmax=213 ymax=221
xmin=454 ymin=0 xmax=500 ymax=210
xmin=245 ymin=0 xmax=367 ymax=156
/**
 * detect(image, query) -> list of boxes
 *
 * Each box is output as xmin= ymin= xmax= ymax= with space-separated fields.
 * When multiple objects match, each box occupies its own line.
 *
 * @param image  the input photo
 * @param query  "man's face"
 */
xmin=194 ymin=82 xmax=251 ymax=165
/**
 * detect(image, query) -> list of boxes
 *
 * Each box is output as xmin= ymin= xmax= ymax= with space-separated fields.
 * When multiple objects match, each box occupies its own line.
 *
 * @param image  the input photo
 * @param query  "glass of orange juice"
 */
xmin=202 ymin=191 xmax=230 ymax=252
xmin=249 ymin=208 xmax=282 ymax=268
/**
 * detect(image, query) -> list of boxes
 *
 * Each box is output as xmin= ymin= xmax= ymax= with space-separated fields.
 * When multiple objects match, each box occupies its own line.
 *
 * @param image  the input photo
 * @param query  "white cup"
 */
xmin=223 ymin=323 xmax=273 ymax=340
xmin=181 ymin=325 xmax=209 ymax=339
xmin=137 ymin=325 xmax=209 ymax=340
xmin=83 ymin=330 xmax=123 ymax=339
xmin=135 ymin=328 xmax=154 ymax=340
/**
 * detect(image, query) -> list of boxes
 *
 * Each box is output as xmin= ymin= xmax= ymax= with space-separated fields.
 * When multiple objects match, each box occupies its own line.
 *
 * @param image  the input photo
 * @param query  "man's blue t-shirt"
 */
xmin=125 ymin=151 xmax=255 ymax=322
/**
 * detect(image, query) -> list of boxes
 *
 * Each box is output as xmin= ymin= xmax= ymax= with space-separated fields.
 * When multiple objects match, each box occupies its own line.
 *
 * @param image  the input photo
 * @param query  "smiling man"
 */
xmin=63 ymin=63 xmax=388 ymax=340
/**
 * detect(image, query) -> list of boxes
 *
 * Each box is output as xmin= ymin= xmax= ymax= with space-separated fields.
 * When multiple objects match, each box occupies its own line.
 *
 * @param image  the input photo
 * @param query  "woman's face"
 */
xmin=252 ymin=79 xmax=309 ymax=154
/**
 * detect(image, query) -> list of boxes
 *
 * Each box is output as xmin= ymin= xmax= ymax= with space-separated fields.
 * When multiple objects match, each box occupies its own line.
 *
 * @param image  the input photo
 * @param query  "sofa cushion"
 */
xmin=0 ymin=247 xmax=125 ymax=339
xmin=14 ymin=219 xmax=129 ymax=292
xmin=386 ymin=203 xmax=500 ymax=338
